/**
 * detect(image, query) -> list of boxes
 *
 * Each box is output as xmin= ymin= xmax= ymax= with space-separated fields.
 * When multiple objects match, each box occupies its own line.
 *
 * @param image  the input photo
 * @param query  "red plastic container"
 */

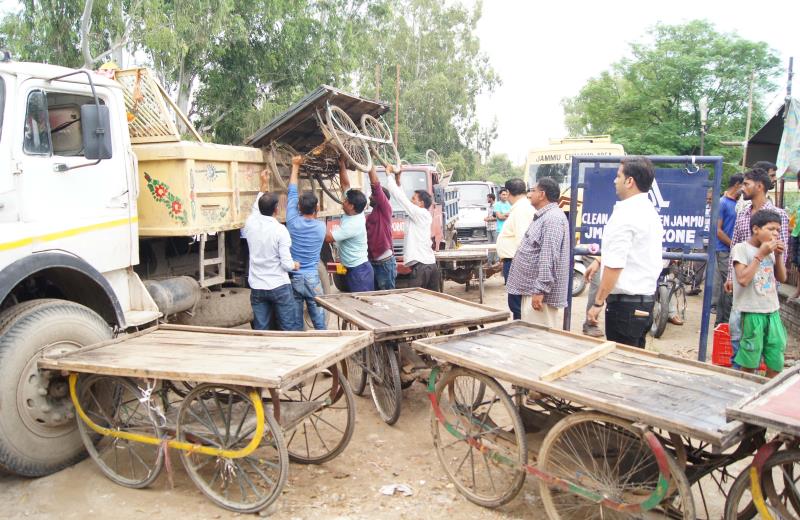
xmin=712 ymin=323 xmax=733 ymax=367
xmin=711 ymin=322 xmax=765 ymax=371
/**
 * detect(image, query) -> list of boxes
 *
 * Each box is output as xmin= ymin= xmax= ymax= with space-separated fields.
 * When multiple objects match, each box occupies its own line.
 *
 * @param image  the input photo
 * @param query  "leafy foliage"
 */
xmin=563 ymin=20 xmax=781 ymax=171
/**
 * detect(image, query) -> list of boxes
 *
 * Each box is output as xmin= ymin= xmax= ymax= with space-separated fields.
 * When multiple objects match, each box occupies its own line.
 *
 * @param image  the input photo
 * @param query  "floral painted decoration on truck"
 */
xmin=144 ymin=172 xmax=188 ymax=225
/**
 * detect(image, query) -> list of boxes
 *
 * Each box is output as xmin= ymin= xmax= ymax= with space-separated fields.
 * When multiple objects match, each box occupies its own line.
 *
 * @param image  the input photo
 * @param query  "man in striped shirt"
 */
xmin=506 ymin=178 xmax=570 ymax=328
xmin=724 ymin=168 xmax=789 ymax=365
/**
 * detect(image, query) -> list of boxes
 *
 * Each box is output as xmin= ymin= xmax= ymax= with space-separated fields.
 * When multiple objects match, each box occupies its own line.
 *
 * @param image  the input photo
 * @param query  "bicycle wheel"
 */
xmin=651 ymin=284 xmax=670 ymax=338
xmin=431 ymin=368 xmax=527 ymax=508
xmin=326 ymin=105 xmax=372 ymax=172
xmin=76 ymin=374 xmax=164 ymax=489
xmin=360 ymin=114 xmax=400 ymax=170
xmin=283 ymin=368 xmax=356 ymax=464
xmin=539 ymin=411 xmax=694 ymax=519
xmin=177 ymin=384 xmax=288 ymax=513
xmin=368 ymin=344 xmax=402 ymax=425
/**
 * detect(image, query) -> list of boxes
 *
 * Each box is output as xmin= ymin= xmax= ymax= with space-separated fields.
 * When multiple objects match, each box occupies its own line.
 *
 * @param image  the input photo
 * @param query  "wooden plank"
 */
xmin=726 ymin=365 xmax=800 ymax=436
xmin=539 ymin=341 xmax=615 ymax=382
xmin=39 ymin=326 xmax=373 ymax=390
xmin=411 ymin=321 xmax=761 ymax=448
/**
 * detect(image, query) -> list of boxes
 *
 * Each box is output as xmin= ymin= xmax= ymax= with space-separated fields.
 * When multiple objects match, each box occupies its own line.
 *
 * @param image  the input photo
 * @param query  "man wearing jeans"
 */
xmin=244 ymin=168 xmax=300 ymax=330
xmin=366 ymin=165 xmax=396 ymax=290
xmin=325 ymin=156 xmax=374 ymax=292
xmin=286 ymin=156 xmax=327 ymax=329
xmin=714 ymin=174 xmax=743 ymax=325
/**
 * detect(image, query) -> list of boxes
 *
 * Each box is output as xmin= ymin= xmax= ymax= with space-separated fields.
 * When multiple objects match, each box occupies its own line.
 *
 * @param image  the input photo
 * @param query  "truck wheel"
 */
xmin=332 ymin=273 xmax=348 ymax=293
xmin=0 ymin=299 xmax=112 ymax=476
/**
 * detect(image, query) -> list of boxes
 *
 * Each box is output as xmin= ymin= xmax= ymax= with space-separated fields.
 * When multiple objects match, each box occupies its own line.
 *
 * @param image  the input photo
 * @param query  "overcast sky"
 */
xmin=474 ymin=0 xmax=799 ymax=164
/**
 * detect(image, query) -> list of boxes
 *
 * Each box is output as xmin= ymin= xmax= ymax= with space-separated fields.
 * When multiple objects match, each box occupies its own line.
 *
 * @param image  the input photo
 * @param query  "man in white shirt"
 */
xmin=385 ymin=165 xmax=440 ymax=290
xmin=244 ymin=169 xmax=300 ymax=330
xmin=586 ymin=157 xmax=664 ymax=348
xmin=496 ymin=178 xmax=535 ymax=319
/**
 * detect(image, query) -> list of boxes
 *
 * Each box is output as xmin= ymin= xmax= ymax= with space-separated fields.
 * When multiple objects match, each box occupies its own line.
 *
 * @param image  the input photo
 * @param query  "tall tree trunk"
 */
xmin=80 ymin=0 xmax=95 ymax=69
xmin=175 ymin=55 xmax=194 ymax=133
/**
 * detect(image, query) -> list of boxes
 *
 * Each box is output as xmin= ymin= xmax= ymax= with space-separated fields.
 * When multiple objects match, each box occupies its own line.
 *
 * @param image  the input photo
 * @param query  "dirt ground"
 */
xmin=0 ymin=275 xmax=723 ymax=519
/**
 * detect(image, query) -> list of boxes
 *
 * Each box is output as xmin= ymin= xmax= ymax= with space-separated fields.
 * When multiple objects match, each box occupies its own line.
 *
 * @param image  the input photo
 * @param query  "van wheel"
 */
xmin=0 ymin=299 xmax=112 ymax=476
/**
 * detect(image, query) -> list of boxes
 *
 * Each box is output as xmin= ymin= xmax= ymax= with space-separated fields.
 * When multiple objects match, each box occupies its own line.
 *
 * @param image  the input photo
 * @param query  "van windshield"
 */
xmin=454 ymin=184 xmax=490 ymax=207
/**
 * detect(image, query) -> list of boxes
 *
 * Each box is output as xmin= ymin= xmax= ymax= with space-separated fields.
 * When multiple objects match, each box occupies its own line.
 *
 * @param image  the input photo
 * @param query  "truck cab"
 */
xmin=449 ymin=181 xmax=497 ymax=245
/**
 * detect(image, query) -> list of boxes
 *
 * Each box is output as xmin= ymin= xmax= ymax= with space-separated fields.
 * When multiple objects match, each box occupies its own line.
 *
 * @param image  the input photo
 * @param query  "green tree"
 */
xmin=355 ymin=0 xmax=499 ymax=177
xmin=478 ymin=153 xmax=523 ymax=185
xmin=563 ymin=20 xmax=781 ymax=169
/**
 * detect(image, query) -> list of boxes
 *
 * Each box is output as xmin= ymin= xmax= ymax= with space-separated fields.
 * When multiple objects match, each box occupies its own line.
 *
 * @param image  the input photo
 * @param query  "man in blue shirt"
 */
xmin=714 ymin=173 xmax=744 ymax=325
xmin=494 ymin=188 xmax=512 ymax=234
xmin=286 ymin=155 xmax=328 ymax=329
xmin=325 ymin=157 xmax=374 ymax=292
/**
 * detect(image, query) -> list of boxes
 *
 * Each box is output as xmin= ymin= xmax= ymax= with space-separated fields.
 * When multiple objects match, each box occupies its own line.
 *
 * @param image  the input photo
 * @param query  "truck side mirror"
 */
xmin=81 ymin=104 xmax=112 ymax=160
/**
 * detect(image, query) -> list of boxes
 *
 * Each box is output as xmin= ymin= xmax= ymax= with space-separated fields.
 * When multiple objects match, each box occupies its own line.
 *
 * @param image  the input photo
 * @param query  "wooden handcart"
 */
xmin=434 ymin=248 xmax=490 ymax=303
xmin=315 ymin=288 xmax=510 ymax=425
xmin=412 ymin=321 xmax=766 ymax=518
xmin=38 ymin=324 xmax=372 ymax=513
xmin=724 ymin=364 xmax=800 ymax=519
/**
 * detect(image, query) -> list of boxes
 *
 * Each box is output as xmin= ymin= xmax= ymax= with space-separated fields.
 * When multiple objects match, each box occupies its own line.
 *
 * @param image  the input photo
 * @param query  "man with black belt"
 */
xmin=586 ymin=157 xmax=664 ymax=348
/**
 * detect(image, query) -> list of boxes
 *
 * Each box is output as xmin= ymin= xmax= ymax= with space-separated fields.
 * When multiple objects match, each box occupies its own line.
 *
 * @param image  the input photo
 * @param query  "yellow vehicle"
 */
xmin=524 ymin=135 xmax=624 ymax=192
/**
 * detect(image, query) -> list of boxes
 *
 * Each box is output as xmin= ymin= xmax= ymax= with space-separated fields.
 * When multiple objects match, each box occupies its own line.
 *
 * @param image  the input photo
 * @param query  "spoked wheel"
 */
xmin=177 ymin=384 xmax=288 ymax=514
xmin=339 ymin=321 xmax=367 ymax=396
xmin=75 ymin=374 xmax=164 ymax=488
xmin=725 ymin=449 xmax=800 ymax=520
xmin=668 ymin=433 xmax=759 ymax=519
xmin=651 ymin=284 xmax=670 ymax=338
xmin=538 ymin=412 xmax=695 ymax=519
xmin=313 ymin=170 xmax=343 ymax=205
xmin=360 ymin=114 xmax=400 ymax=170
xmin=430 ymin=368 xmax=527 ymax=507
xmin=326 ymin=105 xmax=372 ymax=172
xmin=367 ymin=343 xmax=402 ymax=425
xmin=282 ymin=368 xmax=356 ymax=464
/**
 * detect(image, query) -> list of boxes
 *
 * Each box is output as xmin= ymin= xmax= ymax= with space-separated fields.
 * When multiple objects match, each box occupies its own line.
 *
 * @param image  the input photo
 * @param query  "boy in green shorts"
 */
xmin=731 ymin=209 xmax=788 ymax=377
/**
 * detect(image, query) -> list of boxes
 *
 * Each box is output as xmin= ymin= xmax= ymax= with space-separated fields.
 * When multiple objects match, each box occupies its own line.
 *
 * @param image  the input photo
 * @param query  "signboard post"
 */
xmin=565 ymin=156 xmax=724 ymax=361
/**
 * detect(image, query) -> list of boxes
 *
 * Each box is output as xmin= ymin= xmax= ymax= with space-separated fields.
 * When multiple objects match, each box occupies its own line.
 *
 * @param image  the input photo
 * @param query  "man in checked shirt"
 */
xmin=723 ymin=168 xmax=789 ymax=366
xmin=506 ymin=177 xmax=571 ymax=327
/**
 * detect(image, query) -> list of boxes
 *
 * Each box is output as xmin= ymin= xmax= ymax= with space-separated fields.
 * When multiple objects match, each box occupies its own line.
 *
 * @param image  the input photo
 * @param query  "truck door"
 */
xmin=14 ymin=79 xmax=132 ymax=272
xmin=0 ymin=75 xmax=15 ymax=224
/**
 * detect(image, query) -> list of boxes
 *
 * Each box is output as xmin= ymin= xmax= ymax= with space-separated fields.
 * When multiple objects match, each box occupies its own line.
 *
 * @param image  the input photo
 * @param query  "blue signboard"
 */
xmin=580 ymin=167 xmax=708 ymax=249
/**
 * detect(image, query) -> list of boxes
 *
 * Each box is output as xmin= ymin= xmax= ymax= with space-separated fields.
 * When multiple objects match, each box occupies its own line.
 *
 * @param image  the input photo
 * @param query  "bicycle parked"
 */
xmin=651 ymin=259 xmax=688 ymax=338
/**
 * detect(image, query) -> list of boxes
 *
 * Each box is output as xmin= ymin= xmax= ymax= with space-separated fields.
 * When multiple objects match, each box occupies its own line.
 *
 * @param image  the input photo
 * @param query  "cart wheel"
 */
xmin=360 ymin=114 xmax=401 ymax=170
xmin=430 ymin=368 xmax=526 ymax=507
xmin=75 ymin=374 xmax=164 ymax=489
xmin=722 ymin=448 xmax=799 ymax=520
xmin=283 ymin=368 xmax=356 ymax=464
xmin=339 ymin=322 xmax=367 ymax=396
xmin=313 ymin=170 xmax=343 ymax=205
xmin=326 ymin=105 xmax=372 ymax=172
xmin=368 ymin=343 xmax=402 ymax=425
xmin=538 ymin=411 xmax=694 ymax=519
xmin=177 ymin=384 xmax=288 ymax=514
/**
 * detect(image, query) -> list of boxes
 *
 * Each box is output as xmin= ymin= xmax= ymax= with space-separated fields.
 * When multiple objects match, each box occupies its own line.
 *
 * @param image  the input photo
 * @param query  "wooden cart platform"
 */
xmin=315 ymin=288 xmax=510 ymax=341
xmin=727 ymin=364 xmax=800 ymax=437
xmin=39 ymin=324 xmax=373 ymax=390
xmin=412 ymin=321 xmax=763 ymax=449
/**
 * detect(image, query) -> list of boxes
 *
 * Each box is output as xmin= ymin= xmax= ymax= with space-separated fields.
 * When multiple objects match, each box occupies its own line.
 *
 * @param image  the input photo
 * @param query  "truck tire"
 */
xmin=0 ymin=299 xmax=112 ymax=476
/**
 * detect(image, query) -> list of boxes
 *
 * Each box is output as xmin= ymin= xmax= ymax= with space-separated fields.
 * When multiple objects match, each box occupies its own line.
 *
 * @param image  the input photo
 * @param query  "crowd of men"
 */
xmin=244 ymin=153 xmax=792 ymax=376
xmin=243 ymin=156 xmax=439 ymax=331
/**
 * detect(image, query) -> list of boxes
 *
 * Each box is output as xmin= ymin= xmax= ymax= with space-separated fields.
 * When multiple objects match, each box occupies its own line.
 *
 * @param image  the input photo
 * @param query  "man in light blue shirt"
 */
xmin=494 ymin=188 xmax=512 ymax=234
xmin=325 ymin=156 xmax=374 ymax=292
xmin=244 ymin=169 xmax=300 ymax=330
xmin=286 ymin=155 xmax=327 ymax=329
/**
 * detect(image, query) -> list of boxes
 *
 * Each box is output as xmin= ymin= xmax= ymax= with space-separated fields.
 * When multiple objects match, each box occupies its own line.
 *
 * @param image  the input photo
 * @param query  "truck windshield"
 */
xmin=454 ymin=184 xmax=490 ymax=207
xmin=368 ymin=170 xmax=428 ymax=212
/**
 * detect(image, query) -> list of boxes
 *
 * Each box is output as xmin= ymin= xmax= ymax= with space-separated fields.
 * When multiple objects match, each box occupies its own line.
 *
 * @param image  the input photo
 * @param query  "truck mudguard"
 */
xmin=0 ymin=252 xmax=125 ymax=327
